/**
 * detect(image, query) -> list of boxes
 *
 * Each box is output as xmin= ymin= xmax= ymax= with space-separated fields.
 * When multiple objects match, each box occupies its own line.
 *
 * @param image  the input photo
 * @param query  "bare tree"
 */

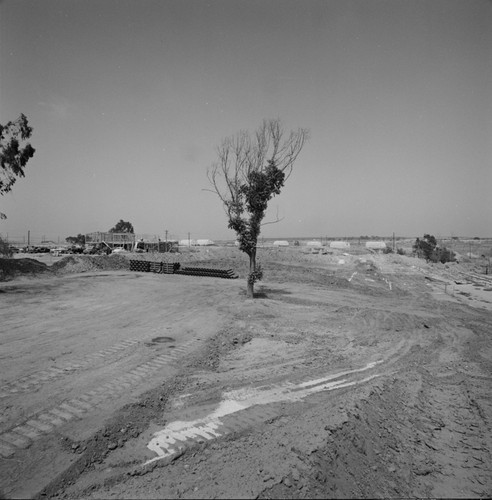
xmin=207 ymin=119 xmax=309 ymax=298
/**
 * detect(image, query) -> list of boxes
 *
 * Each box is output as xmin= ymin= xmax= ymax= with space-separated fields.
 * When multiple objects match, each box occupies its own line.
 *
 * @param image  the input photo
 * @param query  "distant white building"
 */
xmin=273 ymin=240 xmax=289 ymax=247
xmin=179 ymin=239 xmax=197 ymax=247
xmin=330 ymin=241 xmax=350 ymax=249
xmin=196 ymin=239 xmax=215 ymax=246
xmin=365 ymin=241 xmax=386 ymax=249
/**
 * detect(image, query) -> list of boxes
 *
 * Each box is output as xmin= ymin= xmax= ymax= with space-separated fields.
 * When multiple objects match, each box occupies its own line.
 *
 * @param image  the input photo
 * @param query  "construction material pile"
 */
xmin=129 ymin=260 xmax=238 ymax=279
xmin=129 ymin=261 xmax=180 ymax=274
xmin=175 ymin=266 xmax=238 ymax=279
xmin=129 ymin=260 xmax=150 ymax=272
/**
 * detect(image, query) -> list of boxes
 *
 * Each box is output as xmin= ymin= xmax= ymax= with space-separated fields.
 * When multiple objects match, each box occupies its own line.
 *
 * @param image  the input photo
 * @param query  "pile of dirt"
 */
xmin=0 ymin=257 xmax=51 ymax=281
xmin=51 ymin=255 xmax=130 ymax=274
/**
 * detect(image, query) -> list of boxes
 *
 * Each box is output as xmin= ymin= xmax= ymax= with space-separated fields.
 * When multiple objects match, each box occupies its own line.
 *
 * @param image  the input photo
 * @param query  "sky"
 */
xmin=1 ymin=0 xmax=491 ymax=244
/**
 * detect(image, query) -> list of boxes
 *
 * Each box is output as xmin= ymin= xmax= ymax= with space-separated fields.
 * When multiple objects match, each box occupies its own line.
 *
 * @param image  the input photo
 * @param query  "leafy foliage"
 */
xmin=65 ymin=234 xmax=86 ymax=245
xmin=228 ymin=160 xmax=286 ymax=256
xmin=413 ymin=234 xmax=437 ymax=261
xmin=247 ymin=263 xmax=263 ymax=285
xmin=0 ymin=236 xmax=12 ymax=257
xmin=0 ymin=114 xmax=36 ymax=196
xmin=109 ymin=220 xmax=134 ymax=233
xmin=413 ymin=234 xmax=455 ymax=263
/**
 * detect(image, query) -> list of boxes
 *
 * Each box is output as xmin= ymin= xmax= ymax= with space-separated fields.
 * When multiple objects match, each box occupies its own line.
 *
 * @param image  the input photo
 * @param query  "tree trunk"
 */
xmin=247 ymin=249 xmax=256 ymax=298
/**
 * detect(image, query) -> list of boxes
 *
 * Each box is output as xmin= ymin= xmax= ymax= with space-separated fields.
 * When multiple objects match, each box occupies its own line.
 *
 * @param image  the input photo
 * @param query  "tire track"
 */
xmin=0 ymin=338 xmax=142 ymax=398
xmin=144 ymin=359 xmax=386 ymax=465
xmin=0 ymin=339 xmax=198 ymax=458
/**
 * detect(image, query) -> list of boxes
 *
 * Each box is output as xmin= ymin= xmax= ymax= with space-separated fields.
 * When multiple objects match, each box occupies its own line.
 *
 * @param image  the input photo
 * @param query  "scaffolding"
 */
xmin=85 ymin=232 xmax=135 ymax=250
xmin=135 ymin=239 xmax=178 ymax=253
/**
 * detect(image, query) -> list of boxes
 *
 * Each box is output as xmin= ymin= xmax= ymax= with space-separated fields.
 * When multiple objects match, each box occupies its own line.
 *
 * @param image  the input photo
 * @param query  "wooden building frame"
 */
xmin=85 ymin=232 xmax=135 ymax=250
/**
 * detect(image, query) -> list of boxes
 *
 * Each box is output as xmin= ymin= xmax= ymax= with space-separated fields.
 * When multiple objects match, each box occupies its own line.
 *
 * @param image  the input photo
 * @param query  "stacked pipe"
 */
xmin=174 ymin=266 xmax=238 ymax=279
xmin=129 ymin=261 xmax=237 ymax=279
xmin=129 ymin=260 xmax=151 ymax=272
xmin=162 ymin=262 xmax=180 ymax=274
xmin=149 ymin=262 xmax=162 ymax=273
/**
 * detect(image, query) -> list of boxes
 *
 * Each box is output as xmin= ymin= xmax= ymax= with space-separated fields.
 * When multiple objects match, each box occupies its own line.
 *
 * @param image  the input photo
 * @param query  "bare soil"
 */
xmin=0 ymin=247 xmax=491 ymax=499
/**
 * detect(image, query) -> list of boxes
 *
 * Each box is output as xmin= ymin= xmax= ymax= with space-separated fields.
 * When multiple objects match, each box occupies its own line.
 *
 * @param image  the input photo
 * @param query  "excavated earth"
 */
xmin=0 ymin=247 xmax=491 ymax=499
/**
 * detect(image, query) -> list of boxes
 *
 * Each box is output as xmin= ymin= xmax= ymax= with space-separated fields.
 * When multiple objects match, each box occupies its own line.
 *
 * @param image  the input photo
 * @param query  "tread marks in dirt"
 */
xmin=259 ymin=374 xmax=491 ymax=499
xmin=259 ymin=380 xmax=416 ymax=499
xmin=143 ymin=359 xmax=385 ymax=465
xmin=407 ymin=368 xmax=491 ymax=498
xmin=0 ymin=338 xmax=141 ymax=398
xmin=0 ymin=339 xmax=198 ymax=458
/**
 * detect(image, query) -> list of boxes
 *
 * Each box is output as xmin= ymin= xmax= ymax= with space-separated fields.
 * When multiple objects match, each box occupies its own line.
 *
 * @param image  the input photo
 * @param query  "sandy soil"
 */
xmin=0 ymin=247 xmax=491 ymax=499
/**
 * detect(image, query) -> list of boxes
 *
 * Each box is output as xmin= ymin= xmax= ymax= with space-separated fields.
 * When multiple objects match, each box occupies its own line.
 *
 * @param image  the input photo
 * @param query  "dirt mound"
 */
xmin=1 ymin=255 xmax=131 ymax=281
xmin=51 ymin=254 xmax=130 ymax=274
xmin=0 ymin=257 xmax=51 ymax=281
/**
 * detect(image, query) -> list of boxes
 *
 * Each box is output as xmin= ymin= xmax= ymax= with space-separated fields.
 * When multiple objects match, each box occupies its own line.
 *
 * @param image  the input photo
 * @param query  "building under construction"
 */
xmin=85 ymin=232 xmax=135 ymax=251
xmin=85 ymin=232 xmax=177 ymax=252
xmin=134 ymin=239 xmax=177 ymax=253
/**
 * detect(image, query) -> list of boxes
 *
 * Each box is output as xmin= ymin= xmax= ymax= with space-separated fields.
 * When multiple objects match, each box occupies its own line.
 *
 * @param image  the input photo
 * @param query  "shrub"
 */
xmin=0 ymin=237 xmax=12 ymax=257
xmin=436 ymin=247 xmax=456 ymax=264
xmin=413 ymin=234 xmax=455 ymax=263
xmin=413 ymin=234 xmax=437 ymax=261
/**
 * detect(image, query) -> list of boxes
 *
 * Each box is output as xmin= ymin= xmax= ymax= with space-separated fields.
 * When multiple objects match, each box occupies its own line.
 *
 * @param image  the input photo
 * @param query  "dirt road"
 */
xmin=0 ymin=249 xmax=491 ymax=499
xmin=0 ymin=270 xmax=236 ymax=498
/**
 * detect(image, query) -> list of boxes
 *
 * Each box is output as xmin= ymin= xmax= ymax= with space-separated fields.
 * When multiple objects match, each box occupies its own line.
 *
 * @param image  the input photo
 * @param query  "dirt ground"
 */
xmin=0 ymin=246 xmax=491 ymax=499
